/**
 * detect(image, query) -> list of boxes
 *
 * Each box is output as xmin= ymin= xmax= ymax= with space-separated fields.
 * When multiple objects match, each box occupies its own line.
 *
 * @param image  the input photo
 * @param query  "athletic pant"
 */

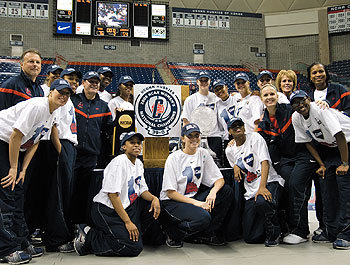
xmin=161 ymin=184 xmax=233 ymax=241
xmin=243 ymin=182 xmax=282 ymax=244
xmin=71 ymin=151 xmax=97 ymax=225
xmin=0 ymin=140 xmax=29 ymax=258
xmin=319 ymin=146 xmax=350 ymax=241
xmin=46 ymin=140 xmax=76 ymax=250
xmin=279 ymin=151 xmax=318 ymax=238
xmin=82 ymin=198 xmax=156 ymax=257
xmin=208 ymin=137 xmax=223 ymax=165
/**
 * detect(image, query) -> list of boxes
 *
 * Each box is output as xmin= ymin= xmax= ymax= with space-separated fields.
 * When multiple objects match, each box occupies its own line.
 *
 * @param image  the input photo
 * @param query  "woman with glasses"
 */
xmin=160 ymin=123 xmax=232 ymax=248
xmin=291 ymin=90 xmax=350 ymax=250
xmin=108 ymin=75 xmax=135 ymax=121
xmin=258 ymin=84 xmax=318 ymax=245
xmin=0 ymin=79 xmax=72 ymax=264
xmin=231 ymin=72 xmax=263 ymax=133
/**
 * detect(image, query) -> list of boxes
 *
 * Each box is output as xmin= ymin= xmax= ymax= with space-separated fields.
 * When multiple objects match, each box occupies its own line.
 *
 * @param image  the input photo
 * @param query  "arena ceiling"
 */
xmin=169 ymin=0 xmax=350 ymax=14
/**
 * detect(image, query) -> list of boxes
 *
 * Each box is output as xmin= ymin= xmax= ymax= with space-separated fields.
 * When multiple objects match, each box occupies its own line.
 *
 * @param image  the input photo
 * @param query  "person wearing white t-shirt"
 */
xmin=73 ymin=132 xmax=160 ymax=257
xmin=225 ymin=117 xmax=285 ymax=247
xmin=182 ymin=71 xmax=223 ymax=162
xmin=290 ymin=90 xmax=350 ymax=250
xmin=0 ymin=79 xmax=72 ymax=264
xmin=232 ymin=73 xmax=264 ymax=133
xmin=41 ymin=65 xmax=63 ymax=96
xmin=108 ymin=75 xmax=135 ymax=121
xmin=160 ymin=123 xmax=233 ymax=248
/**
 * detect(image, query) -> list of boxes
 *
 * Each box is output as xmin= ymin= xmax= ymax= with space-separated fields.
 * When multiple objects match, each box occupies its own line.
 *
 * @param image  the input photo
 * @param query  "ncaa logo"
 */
xmin=135 ymin=85 xmax=181 ymax=136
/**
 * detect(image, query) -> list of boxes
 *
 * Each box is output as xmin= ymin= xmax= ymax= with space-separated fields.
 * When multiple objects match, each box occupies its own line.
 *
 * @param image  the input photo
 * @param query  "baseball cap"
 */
xmin=197 ymin=71 xmax=210 ymax=80
xmin=289 ymin=90 xmax=309 ymax=104
xmin=257 ymin=70 xmax=273 ymax=80
xmin=83 ymin=71 xmax=101 ymax=81
xmin=50 ymin=78 xmax=73 ymax=94
xmin=181 ymin=123 xmax=201 ymax=137
xmin=212 ymin=79 xmax=226 ymax=90
xmin=227 ymin=117 xmax=244 ymax=130
xmin=233 ymin=73 xmax=249 ymax=83
xmin=97 ymin=66 xmax=114 ymax=77
xmin=60 ymin=68 xmax=82 ymax=79
xmin=120 ymin=131 xmax=144 ymax=146
xmin=46 ymin=65 xmax=63 ymax=74
xmin=118 ymin=75 xmax=135 ymax=86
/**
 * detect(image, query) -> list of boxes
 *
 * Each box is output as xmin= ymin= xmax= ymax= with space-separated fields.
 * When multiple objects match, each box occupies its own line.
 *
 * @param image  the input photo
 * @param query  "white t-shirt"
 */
xmin=293 ymin=102 xmax=350 ymax=147
xmin=93 ymin=154 xmax=149 ymax=209
xmin=313 ymin=88 xmax=328 ymax=101
xmin=231 ymin=93 xmax=264 ymax=133
xmin=182 ymin=92 xmax=222 ymax=137
xmin=160 ymin=147 xmax=223 ymax=201
xmin=225 ymin=132 xmax=284 ymax=200
xmin=0 ymin=97 xmax=58 ymax=151
xmin=41 ymin=84 xmax=50 ymax=97
xmin=56 ymin=99 xmax=78 ymax=145
xmin=108 ymin=96 xmax=134 ymax=120
xmin=277 ymin=92 xmax=290 ymax=104
xmin=76 ymin=85 xmax=112 ymax=103
xmin=216 ymin=95 xmax=237 ymax=140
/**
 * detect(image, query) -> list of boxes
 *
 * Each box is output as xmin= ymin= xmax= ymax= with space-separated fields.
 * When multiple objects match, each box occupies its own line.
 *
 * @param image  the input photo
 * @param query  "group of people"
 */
xmin=0 ymin=48 xmax=349 ymax=264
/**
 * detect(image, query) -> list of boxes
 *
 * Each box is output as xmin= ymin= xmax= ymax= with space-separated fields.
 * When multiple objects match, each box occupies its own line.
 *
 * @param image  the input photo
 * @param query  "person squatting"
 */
xmin=0 ymin=49 xmax=349 ymax=264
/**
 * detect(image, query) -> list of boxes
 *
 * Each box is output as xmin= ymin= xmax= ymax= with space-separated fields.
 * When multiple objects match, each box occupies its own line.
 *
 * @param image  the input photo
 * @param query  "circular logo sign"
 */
xmin=118 ymin=114 xmax=133 ymax=128
xmin=135 ymin=85 xmax=181 ymax=136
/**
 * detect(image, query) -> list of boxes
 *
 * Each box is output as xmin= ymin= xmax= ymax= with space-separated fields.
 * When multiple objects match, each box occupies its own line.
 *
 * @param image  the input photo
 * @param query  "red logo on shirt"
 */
xmin=78 ymin=102 xmax=83 ymax=108
xmin=25 ymin=88 xmax=32 ymax=97
xmin=185 ymin=182 xmax=198 ymax=195
xmin=246 ymin=171 xmax=258 ymax=183
xmin=96 ymin=107 xmax=99 ymax=110
xmin=129 ymin=193 xmax=138 ymax=204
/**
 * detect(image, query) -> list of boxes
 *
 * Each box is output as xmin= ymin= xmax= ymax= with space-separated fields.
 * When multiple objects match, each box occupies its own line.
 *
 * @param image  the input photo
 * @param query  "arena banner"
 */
xmin=134 ymin=84 xmax=182 ymax=137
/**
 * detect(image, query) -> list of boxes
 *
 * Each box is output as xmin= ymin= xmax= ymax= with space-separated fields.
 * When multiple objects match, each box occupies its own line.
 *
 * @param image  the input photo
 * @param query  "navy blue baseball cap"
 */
xmin=212 ymin=79 xmax=226 ymax=90
xmin=289 ymin=90 xmax=309 ymax=104
xmin=233 ymin=73 xmax=249 ymax=83
xmin=197 ymin=71 xmax=210 ymax=80
xmin=60 ymin=68 xmax=82 ymax=79
xmin=46 ymin=65 xmax=63 ymax=74
xmin=181 ymin=123 xmax=201 ymax=137
xmin=97 ymin=66 xmax=114 ymax=77
xmin=227 ymin=117 xmax=244 ymax=130
xmin=118 ymin=75 xmax=135 ymax=86
xmin=257 ymin=70 xmax=273 ymax=80
xmin=83 ymin=71 xmax=101 ymax=81
xmin=50 ymin=78 xmax=73 ymax=94
xmin=120 ymin=131 xmax=144 ymax=146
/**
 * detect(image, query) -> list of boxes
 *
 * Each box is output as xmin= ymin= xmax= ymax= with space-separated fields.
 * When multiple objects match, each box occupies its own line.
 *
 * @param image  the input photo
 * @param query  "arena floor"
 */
xmin=30 ymin=211 xmax=348 ymax=265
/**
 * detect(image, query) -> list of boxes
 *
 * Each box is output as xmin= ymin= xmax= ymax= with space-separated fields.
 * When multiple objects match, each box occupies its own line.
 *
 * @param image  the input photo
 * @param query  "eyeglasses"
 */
xmin=291 ymin=97 xmax=308 ymax=109
xmin=235 ymin=80 xmax=246 ymax=86
xmin=58 ymin=90 xmax=71 ymax=97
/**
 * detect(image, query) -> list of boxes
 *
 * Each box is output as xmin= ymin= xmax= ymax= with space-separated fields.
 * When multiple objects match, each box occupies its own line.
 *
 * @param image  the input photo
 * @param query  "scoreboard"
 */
xmin=54 ymin=0 xmax=168 ymax=40
xmin=328 ymin=4 xmax=350 ymax=34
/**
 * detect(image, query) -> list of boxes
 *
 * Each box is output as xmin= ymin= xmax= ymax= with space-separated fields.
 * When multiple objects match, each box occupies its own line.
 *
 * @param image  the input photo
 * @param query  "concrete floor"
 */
xmin=30 ymin=211 xmax=349 ymax=265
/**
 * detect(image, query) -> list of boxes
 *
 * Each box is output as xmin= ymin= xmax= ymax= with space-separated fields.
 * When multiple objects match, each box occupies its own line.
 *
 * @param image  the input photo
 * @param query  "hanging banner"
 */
xmin=134 ymin=84 xmax=182 ymax=137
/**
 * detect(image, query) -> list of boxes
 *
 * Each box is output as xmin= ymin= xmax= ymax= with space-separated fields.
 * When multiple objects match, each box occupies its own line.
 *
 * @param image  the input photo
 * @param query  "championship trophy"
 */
xmin=191 ymin=106 xmax=217 ymax=159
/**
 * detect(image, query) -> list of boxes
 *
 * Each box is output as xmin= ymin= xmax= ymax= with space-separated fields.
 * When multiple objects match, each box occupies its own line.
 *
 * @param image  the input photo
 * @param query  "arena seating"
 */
xmin=327 ymin=59 xmax=350 ymax=88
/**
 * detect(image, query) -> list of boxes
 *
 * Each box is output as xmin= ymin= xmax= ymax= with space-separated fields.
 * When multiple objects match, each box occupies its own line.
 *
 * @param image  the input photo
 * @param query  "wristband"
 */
xmin=341 ymin=161 xmax=349 ymax=167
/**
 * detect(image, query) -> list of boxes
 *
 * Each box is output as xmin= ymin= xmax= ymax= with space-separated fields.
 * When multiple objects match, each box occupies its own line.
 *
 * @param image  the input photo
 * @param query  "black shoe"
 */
xmin=186 ymin=235 xmax=226 ymax=246
xmin=165 ymin=235 xmax=183 ymax=248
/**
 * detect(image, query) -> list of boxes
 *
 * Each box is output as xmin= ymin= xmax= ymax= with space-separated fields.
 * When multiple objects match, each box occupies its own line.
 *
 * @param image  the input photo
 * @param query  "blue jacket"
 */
xmin=308 ymin=83 xmax=350 ymax=117
xmin=71 ymin=91 xmax=112 ymax=156
xmin=0 ymin=71 xmax=43 ymax=110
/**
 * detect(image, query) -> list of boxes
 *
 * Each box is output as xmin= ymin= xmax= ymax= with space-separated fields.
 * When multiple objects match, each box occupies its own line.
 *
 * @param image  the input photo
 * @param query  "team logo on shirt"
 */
xmin=128 ymin=177 xmax=138 ymax=204
xmin=25 ymin=88 xmax=32 ymax=97
xmin=78 ymin=102 xmax=83 ymax=108
xmin=21 ymin=126 xmax=49 ymax=149
xmin=135 ymin=85 xmax=181 ymax=136
xmin=183 ymin=166 xmax=199 ymax=195
xmin=312 ymin=129 xmax=324 ymax=139
xmin=244 ymin=154 xmax=254 ymax=167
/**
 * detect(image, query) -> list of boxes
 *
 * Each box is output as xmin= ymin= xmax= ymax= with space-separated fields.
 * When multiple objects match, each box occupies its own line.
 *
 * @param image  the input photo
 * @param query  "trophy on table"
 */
xmin=191 ymin=106 xmax=217 ymax=159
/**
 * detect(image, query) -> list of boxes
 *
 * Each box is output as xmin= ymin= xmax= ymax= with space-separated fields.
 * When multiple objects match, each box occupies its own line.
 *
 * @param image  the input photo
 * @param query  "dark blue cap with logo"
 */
xmin=196 ymin=70 xmax=210 ymax=80
xmin=118 ymin=75 xmax=135 ymax=86
xmin=50 ymin=78 xmax=73 ymax=94
xmin=227 ymin=117 xmax=244 ymax=130
xmin=46 ymin=65 xmax=63 ymax=74
xmin=257 ymin=70 xmax=273 ymax=80
xmin=120 ymin=131 xmax=144 ymax=146
xmin=181 ymin=123 xmax=201 ymax=136
xmin=212 ymin=79 xmax=226 ymax=90
xmin=60 ymin=68 xmax=82 ymax=79
xmin=97 ymin=66 xmax=114 ymax=77
xmin=83 ymin=71 xmax=101 ymax=81
xmin=233 ymin=72 xmax=249 ymax=83
xmin=289 ymin=90 xmax=309 ymax=103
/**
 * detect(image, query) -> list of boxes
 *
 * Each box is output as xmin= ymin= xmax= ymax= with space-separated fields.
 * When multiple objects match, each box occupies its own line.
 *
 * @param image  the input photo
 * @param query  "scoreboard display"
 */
xmin=54 ymin=0 xmax=168 ymax=40
xmin=328 ymin=4 xmax=350 ymax=34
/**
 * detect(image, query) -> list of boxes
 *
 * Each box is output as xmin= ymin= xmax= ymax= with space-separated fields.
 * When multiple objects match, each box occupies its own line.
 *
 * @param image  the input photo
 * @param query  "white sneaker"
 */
xmin=283 ymin=234 xmax=308 ymax=244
